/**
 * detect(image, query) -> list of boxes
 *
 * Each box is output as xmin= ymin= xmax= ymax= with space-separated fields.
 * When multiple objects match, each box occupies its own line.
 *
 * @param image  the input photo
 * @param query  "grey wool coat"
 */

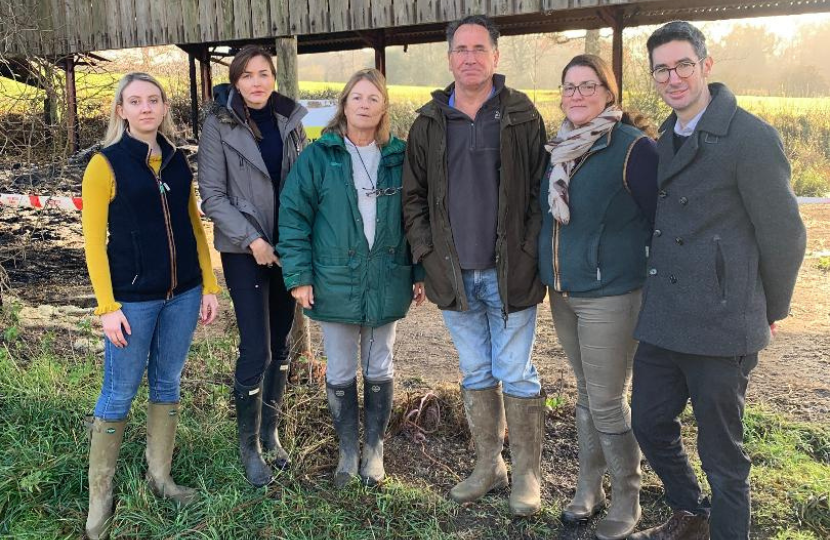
xmin=634 ymin=83 xmax=806 ymax=357
xmin=197 ymin=89 xmax=307 ymax=253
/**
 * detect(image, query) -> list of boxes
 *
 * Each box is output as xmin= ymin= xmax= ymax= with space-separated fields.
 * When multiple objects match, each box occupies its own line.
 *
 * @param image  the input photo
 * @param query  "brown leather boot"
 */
xmin=628 ymin=510 xmax=710 ymax=539
xmin=449 ymin=386 xmax=509 ymax=504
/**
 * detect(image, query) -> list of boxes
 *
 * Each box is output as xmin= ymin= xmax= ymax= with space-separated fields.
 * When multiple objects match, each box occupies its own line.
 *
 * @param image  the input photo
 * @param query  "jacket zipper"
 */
xmin=147 ymin=147 xmax=177 ymax=299
xmin=551 ymin=147 xmax=601 ymax=292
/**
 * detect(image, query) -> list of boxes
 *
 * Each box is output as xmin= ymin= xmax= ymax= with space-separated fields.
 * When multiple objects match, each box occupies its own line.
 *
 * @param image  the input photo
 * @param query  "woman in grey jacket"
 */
xmin=197 ymin=45 xmax=307 ymax=487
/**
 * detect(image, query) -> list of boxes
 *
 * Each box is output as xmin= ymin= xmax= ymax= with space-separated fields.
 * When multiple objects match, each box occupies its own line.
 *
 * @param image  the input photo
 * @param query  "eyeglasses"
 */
xmin=651 ymin=58 xmax=706 ymax=83
xmin=560 ymin=82 xmax=604 ymax=98
xmin=450 ymin=47 xmax=492 ymax=58
xmin=363 ymin=186 xmax=402 ymax=198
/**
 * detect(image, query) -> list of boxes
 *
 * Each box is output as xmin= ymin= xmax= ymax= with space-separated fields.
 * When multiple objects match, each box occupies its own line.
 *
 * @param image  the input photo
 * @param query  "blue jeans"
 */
xmin=93 ymin=285 xmax=201 ymax=421
xmin=441 ymin=268 xmax=540 ymax=397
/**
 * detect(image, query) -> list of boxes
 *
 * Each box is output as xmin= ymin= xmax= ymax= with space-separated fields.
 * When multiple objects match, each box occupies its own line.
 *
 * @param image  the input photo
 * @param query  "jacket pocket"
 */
xmin=586 ymin=224 xmax=605 ymax=281
xmin=130 ymin=231 xmax=143 ymax=286
xmin=382 ymin=262 xmax=414 ymax=320
xmin=313 ymin=263 xmax=357 ymax=317
xmin=421 ymin=250 xmax=455 ymax=307
xmin=714 ymin=235 xmax=726 ymax=301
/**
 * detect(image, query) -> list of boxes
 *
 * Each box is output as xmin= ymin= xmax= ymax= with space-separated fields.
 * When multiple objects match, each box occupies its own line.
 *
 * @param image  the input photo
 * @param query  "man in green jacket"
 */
xmin=402 ymin=14 xmax=548 ymax=516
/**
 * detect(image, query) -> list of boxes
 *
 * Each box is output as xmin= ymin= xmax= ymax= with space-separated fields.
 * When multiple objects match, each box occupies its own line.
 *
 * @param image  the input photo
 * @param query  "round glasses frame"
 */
xmin=560 ymin=82 xmax=605 ymax=98
xmin=651 ymin=58 xmax=706 ymax=83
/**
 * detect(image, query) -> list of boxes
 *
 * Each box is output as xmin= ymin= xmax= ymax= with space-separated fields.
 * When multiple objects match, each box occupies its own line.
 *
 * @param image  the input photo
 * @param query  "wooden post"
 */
xmin=188 ymin=53 xmax=199 ymax=139
xmin=598 ymin=7 xmax=624 ymax=103
xmin=275 ymin=35 xmax=312 ymax=364
xmin=64 ymin=55 xmax=79 ymax=153
xmin=275 ymin=36 xmax=299 ymax=99
xmin=199 ymin=46 xmax=213 ymax=102
xmin=374 ymin=31 xmax=386 ymax=75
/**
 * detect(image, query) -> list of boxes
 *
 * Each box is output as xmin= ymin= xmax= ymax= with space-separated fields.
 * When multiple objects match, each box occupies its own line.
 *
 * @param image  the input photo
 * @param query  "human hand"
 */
xmin=413 ymin=282 xmax=426 ymax=306
xmin=249 ymin=238 xmax=279 ymax=266
xmin=291 ymin=285 xmax=314 ymax=309
xmin=101 ymin=309 xmax=131 ymax=348
xmin=200 ymin=294 xmax=219 ymax=325
xmin=770 ymin=321 xmax=778 ymax=337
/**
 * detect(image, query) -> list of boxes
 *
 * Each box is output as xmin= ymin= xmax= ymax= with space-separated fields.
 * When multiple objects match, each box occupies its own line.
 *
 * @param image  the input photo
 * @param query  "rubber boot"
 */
xmin=260 ymin=359 xmax=291 ymax=469
xmin=326 ymin=379 xmax=360 ymax=488
xmin=145 ymin=403 xmax=199 ymax=505
xmin=504 ymin=392 xmax=546 ymax=517
xmin=449 ymin=386 xmax=509 ymax=504
xmin=595 ymin=430 xmax=642 ymax=540
xmin=233 ymin=380 xmax=273 ymax=487
xmin=85 ymin=416 xmax=126 ymax=540
xmin=360 ymin=378 xmax=393 ymax=486
xmin=562 ymin=405 xmax=607 ymax=522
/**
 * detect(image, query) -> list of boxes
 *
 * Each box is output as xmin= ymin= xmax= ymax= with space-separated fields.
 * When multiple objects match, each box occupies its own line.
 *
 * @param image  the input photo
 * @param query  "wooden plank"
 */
xmin=372 ymin=0 xmax=392 ymax=27
xmin=440 ymin=0 xmax=462 ymax=22
xmin=103 ymin=0 xmax=122 ymax=51
xmin=275 ymin=36 xmax=298 ymax=99
xmin=180 ymin=0 xmax=200 ymax=44
xmin=88 ymin=0 xmax=110 ymax=50
xmin=167 ymin=1 xmax=185 ymax=44
xmin=48 ymin=0 xmax=69 ymax=55
xmin=489 ymin=0 xmax=511 ymax=17
xmin=515 ymin=0 xmax=543 ymax=15
xmin=464 ymin=0 xmax=487 ymax=16
xmin=134 ymin=0 xmax=152 ymax=46
xmin=392 ymin=0 xmax=414 ymax=26
xmin=149 ymin=0 xmax=168 ymax=46
xmin=416 ymin=0 xmax=439 ymax=24
xmin=329 ymin=0 xmax=350 ymax=32
xmin=307 ymin=0 xmax=329 ymax=34
xmin=233 ymin=0 xmax=252 ymax=40
xmin=217 ymin=0 xmax=235 ymax=41
xmin=200 ymin=0 xmax=218 ymax=41
xmin=268 ymin=0 xmax=290 ymax=36
xmin=350 ymin=0 xmax=370 ymax=30
xmin=251 ymin=0 xmax=270 ymax=37
xmin=288 ymin=0 xmax=309 ymax=34
xmin=119 ymin=0 xmax=137 ymax=49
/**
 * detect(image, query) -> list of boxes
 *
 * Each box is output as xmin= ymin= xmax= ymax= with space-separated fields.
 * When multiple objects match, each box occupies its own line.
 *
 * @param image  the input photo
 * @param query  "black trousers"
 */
xmin=631 ymin=341 xmax=758 ymax=540
xmin=221 ymin=253 xmax=296 ymax=386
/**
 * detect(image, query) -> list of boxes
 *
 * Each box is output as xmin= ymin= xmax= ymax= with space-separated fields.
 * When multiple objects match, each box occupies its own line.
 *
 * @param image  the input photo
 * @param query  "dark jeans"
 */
xmin=221 ymin=253 xmax=296 ymax=386
xmin=631 ymin=341 xmax=758 ymax=540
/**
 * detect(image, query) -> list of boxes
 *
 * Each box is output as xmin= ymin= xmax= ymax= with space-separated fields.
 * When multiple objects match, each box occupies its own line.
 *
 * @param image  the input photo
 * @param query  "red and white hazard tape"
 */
xmin=1 ymin=193 xmax=83 ymax=211
xmin=2 ymin=192 xmax=828 ymax=212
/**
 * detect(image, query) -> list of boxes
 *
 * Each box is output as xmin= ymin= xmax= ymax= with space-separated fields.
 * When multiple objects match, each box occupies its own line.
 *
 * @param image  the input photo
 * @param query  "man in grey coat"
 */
xmin=628 ymin=21 xmax=806 ymax=540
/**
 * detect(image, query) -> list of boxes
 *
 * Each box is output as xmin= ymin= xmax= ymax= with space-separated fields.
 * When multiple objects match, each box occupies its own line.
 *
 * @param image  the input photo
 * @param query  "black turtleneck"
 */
xmin=248 ymin=105 xmax=283 ymax=184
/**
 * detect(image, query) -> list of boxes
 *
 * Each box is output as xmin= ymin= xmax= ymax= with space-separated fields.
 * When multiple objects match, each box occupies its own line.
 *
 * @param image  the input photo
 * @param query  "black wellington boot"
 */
xmin=233 ymin=380 xmax=274 ymax=487
xmin=260 ymin=359 xmax=291 ymax=469
xmin=360 ymin=378 xmax=394 ymax=486
xmin=326 ymin=379 xmax=360 ymax=488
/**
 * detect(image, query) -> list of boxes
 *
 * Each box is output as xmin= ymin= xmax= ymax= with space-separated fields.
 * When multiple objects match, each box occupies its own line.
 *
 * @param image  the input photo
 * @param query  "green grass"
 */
xmin=1 ymin=303 xmax=828 ymax=538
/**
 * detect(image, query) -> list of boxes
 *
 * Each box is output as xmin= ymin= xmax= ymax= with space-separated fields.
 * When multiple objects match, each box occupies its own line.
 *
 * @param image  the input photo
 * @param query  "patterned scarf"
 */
xmin=545 ymin=106 xmax=622 ymax=224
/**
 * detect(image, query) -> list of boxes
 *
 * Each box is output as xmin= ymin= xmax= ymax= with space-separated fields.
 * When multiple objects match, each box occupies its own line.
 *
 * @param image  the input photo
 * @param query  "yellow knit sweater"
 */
xmin=82 ymin=153 xmax=220 ymax=315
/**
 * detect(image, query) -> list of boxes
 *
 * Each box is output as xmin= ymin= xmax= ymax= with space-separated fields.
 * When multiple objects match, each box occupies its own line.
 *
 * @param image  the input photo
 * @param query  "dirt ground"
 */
xmin=1 ymin=183 xmax=827 ymax=538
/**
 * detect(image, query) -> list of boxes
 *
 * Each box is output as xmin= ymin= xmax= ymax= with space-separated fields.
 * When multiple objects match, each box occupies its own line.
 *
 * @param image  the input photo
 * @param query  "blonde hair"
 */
xmin=103 ymin=72 xmax=176 ymax=147
xmin=323 ymin=68 xmax=391 ymax=146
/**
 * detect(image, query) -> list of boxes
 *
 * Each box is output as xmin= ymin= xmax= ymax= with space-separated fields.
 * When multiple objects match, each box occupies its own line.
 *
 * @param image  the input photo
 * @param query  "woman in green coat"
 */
xmin=278 ymin=68 xmax=424 ymax=488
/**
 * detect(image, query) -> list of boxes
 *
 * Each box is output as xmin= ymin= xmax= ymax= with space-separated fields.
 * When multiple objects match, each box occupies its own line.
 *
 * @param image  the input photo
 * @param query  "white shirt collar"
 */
xmin=674 ymin=105 xmax=708 ymax=137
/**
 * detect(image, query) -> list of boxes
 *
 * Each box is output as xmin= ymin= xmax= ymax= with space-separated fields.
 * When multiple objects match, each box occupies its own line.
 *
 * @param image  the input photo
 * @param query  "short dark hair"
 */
xmin=446 ymin=14 xmax=499 ymax=51
xmin=229 ymin=45 xmax=276 ymax=88
xmin=646 ymin=21 xmax=708 ymax=68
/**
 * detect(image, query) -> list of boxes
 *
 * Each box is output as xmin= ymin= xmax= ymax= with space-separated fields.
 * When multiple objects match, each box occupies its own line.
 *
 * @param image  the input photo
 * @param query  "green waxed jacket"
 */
xmin=277 ymin=132 xmax=423 ymax=327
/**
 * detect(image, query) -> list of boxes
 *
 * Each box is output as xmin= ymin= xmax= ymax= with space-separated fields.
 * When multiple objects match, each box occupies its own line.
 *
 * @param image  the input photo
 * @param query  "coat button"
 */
xmin=648 ymin=268 xmax=658 ymax=276
xmin=658 ymin=190 xmax=668 ymax=198
xmin=670 ymin=274 xmax=677 ymax=284
xmin=675 ymin=237 xmax=684 ymax=245
xmin=654 ymin=229 xmax=662 ymax=237
xmin=679 ymin=196 xmax=688 ymax=206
